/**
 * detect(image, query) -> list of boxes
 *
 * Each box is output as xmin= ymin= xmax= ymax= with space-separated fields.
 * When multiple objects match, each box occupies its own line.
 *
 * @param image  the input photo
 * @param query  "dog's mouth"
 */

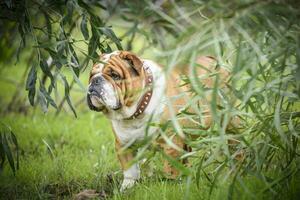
xmin=87 ymin=92 xmax=105 ymax=112
xmin=87 ymin=91 xmax=121 ymax=111
xmin=88 ymin=90 xmax=103 ymax=102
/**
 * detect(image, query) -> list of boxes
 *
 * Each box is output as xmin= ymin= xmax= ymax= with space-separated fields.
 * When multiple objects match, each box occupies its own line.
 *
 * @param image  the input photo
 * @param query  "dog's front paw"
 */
xmin=120 ymin=178 xmax=137 ymax=192
xmin=120 ymin=163 xmax=140 ymax=192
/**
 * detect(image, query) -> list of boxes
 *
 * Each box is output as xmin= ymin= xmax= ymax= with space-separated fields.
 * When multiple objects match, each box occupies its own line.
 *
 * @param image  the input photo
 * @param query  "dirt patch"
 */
xmin=74 ymin=189 xmax=108 ymax=200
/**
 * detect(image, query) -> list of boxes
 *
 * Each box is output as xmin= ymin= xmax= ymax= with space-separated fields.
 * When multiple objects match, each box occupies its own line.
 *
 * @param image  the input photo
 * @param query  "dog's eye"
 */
xmin=110 ymin=71 xmax=121 ymax=80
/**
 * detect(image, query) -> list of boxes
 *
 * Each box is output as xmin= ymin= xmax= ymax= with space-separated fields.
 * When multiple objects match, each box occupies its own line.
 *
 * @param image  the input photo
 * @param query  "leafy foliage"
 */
xmin=1 ymin=0 xmax=300 ymax=199
xmin=144 ymin=1 xmax=300 ymax=198
xmin=0 ymin=0 xmax=124 ymax=115
xmin=0 ymin=123 xmax=19 ymax=175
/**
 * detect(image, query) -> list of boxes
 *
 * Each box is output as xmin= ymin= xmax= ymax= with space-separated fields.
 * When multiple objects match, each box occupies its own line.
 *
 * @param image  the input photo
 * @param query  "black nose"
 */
xmin=92 ymin=76 xmax=103 ymax=85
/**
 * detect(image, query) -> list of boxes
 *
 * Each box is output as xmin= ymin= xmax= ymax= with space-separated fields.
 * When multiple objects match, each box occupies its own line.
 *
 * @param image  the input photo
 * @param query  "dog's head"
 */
xmin=87 ymin=51 xmax=145 ymax=113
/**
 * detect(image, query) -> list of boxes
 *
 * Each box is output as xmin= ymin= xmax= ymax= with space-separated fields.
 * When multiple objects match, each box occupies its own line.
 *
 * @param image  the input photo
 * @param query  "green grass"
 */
xmin=0 ymin=111 xmax=199 ymax=199
xmin=1 ymin=111 xmax=299 ymax=200
xmin=0 ymin=111 xmax=115 ymax=199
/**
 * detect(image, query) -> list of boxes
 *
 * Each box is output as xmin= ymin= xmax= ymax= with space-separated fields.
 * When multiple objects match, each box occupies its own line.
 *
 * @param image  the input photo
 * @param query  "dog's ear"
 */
xmin=119 ymin=51 xmax=143 ymax=75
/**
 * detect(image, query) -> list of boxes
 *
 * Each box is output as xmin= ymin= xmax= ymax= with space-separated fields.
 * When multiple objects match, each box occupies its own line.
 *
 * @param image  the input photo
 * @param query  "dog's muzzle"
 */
xmin=87 ymin=76 xmax=105 ymax=111
xmin=87 ymin=76 xmax=121 ymax=111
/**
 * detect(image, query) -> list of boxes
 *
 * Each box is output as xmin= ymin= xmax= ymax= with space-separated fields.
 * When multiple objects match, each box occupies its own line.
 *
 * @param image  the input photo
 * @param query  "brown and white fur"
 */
xmin=87 ymin=51 xmax=231 ymax=191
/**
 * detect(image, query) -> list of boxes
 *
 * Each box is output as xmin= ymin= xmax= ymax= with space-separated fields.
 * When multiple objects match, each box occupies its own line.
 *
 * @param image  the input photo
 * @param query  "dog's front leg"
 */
xmin=115 ymin=139 xmax=140 ymax=191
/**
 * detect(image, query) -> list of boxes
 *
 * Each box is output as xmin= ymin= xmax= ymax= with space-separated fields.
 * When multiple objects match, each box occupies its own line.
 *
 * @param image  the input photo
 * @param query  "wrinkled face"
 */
xmin=87 ymin=51 xmax=145 ymax=112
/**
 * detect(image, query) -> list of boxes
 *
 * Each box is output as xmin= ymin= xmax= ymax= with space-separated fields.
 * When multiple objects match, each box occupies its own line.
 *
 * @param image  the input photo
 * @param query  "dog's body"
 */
xmin=87 ymin=51 xmax=231 ymax=191
xmin=111 ymin=58 xmax=166 ymax=144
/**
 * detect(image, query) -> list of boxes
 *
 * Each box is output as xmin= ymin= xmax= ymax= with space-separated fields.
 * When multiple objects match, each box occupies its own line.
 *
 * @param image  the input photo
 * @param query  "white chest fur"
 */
xmin=112 ymin=59 xmax=166 ymax=145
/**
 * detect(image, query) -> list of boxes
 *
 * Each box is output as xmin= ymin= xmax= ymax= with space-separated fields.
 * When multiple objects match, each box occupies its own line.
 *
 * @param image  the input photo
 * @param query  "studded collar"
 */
xmin=125 ymin=63 xmax=153 ymax=120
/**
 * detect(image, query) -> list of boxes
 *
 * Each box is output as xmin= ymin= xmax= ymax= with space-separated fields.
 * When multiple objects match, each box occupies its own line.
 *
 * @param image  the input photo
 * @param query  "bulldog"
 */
xmin=87 ymin=51 xmax=233 ymax=191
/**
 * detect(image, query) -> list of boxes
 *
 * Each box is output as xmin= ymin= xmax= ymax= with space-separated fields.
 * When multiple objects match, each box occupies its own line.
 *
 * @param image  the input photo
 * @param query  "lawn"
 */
xmin=1 ymin=110 xmax=300 ymax=199
xmin=1 ymin=111 xmax=297 ymax=200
